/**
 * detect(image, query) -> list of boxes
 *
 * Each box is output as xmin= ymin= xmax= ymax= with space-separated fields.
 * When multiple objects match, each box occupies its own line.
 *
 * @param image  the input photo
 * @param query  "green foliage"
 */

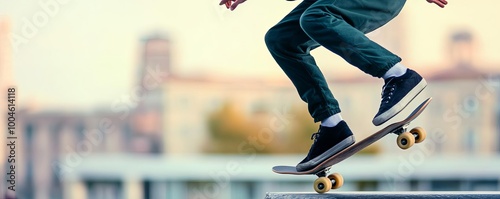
xmin=205 ymin=101 xmax=315 ymax=154
xmin=205 ymin=101 xmax=274 ymax=154
xmin=204 ymin=101 xmax=381 ymax=155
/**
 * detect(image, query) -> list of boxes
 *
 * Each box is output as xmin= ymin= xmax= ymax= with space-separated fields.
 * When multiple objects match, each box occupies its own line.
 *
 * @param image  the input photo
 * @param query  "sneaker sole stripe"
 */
xmin=296 ymin=135 xmax=355 ymax=171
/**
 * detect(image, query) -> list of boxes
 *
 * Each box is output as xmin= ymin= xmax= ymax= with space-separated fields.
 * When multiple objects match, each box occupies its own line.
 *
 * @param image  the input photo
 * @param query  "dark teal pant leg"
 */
xmin=265 ymin=0 xmax=406 ymax=122
xmin=265 ymin=0 xmax=340 ymax=122
xmin=301 ymin=0 xmax=406 ymax=77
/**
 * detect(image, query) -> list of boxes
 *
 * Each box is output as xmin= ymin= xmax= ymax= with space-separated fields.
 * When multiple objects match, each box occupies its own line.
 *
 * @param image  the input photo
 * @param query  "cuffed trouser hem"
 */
xmin=312 ymin=106 xmax=341 ymax=123
xmin=372 ymin=57 xmax=403 ymax=78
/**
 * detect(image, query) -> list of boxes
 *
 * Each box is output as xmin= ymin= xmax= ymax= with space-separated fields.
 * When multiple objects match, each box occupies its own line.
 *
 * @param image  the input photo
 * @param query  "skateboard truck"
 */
xmin=315 ymin=168 xmax=329 ymax=178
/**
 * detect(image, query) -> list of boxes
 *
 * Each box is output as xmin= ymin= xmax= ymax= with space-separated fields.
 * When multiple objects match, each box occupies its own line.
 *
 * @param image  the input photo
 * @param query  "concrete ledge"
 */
xmin=265 ymin=192 xmax=500 ymax=199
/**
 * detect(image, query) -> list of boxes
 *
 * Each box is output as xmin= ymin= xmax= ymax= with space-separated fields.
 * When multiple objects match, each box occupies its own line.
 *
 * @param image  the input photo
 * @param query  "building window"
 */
xmin=86 ymin=181 xmax=123 ymax=199
xmin=470 ymin=180 xmax=498 ymax=191
xmin=431 ymin=180 xmax=461 ymax=191
xmin=464 ymin=128 xmax=477 ymax=154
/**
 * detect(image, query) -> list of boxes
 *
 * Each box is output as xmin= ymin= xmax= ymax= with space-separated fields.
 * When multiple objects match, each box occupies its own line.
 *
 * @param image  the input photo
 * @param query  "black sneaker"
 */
xmin=372 ymin=69 xmax=427 ymax=126
xmin=296 ymin=121 xmax=355 ymax=172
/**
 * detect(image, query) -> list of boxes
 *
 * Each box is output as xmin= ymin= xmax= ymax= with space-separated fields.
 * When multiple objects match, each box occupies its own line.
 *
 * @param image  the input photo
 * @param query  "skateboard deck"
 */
xmin=272 ymin=97 xmax=432 ymax=193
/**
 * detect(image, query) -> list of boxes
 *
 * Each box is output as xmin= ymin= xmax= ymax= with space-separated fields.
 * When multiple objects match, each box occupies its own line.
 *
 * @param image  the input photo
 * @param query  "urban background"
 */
xmin=1 ymin=0 xmax=500 ymax=199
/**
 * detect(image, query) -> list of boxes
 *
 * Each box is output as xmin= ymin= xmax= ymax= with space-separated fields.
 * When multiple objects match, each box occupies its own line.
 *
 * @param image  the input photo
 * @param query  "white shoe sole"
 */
xmin=296 ymin=135 xmax=355 ymax=171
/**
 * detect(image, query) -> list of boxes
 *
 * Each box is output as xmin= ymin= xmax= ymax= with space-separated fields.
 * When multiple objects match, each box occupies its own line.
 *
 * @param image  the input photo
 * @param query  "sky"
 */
xmin=0 ymin=0 xmax=499 ymax=110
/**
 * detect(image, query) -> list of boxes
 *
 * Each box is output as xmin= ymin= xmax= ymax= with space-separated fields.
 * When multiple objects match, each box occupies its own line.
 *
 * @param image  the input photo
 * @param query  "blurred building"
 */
xmin=129 ymin=33 xmax=170 ymax=154
xmin=15 ymin=111 xmax=139 ymax=199
xmin=13 ymin=27 xmax=500 ymax=199
xmin=13 ymin=34 xmax=170 ymax=199
xmin=162 ymin=75 xmax=298 ymax=154
xmin=423 ymin=30 xmax=500 ymax=155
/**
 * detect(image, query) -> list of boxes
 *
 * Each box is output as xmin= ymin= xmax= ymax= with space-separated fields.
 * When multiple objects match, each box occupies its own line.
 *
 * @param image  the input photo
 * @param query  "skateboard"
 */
xmin=272 ymin=97 xmax=432 ymax=193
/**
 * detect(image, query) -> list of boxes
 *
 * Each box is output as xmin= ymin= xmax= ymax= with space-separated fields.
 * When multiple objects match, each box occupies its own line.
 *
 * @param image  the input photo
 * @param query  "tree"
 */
xmin=204 ymin=101 xmax=275 ymax=154
xmin=204 ymin=101 xmax=381 ymax=155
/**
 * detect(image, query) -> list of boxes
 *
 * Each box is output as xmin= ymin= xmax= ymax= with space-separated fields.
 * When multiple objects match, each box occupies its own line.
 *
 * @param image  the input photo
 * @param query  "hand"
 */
xmin=427 ymin=0 xmax=448 ymax=8
xmin=219 ymin=0 xmax=246 ymax=11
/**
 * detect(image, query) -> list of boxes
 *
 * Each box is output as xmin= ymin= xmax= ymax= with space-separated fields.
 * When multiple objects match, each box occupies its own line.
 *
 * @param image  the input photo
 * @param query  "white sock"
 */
xmin=383 ymin=62 xmax=408 ymax=79
xmin=321 ymin=113 xmax=343 ymax=127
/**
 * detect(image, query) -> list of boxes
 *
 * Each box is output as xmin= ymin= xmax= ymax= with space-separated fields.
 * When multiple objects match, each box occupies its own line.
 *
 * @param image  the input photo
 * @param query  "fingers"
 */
xmin=439 ymin=0 xmax=448 ymax=6
xmin=230 ymin=0 xmax=246 ymax=11
xmin=435 ymin=0 xmax=447 ymax=8
xmin=427 ymin=0 xmax=448 ymax=8
xmin=219 ymin=0 xmax=232 ymax=8
xmin=219 ymin=0 xmax=229 ymax=6
xmin=219 ymin=0 xmax=246 ymax=11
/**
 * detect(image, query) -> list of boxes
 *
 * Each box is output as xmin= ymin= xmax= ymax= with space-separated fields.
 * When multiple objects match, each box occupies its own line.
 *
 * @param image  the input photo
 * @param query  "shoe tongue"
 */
xmin=382 ymin=78 xmax=395 ymax=92
xmin=384 ymin=77 xmax=395 ymax=84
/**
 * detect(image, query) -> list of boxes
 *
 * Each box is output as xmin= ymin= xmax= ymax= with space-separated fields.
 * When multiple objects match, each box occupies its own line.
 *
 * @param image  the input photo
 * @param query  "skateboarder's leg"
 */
xmin=265 ymin=1 xmax=355 ymax=172
xmin=265 ymin=0 xmax=339 ymax=123
xmin=300 ymin=0 xmax=427 ymax=126
xmin=300 ymin=0 xmax=405 ymax=77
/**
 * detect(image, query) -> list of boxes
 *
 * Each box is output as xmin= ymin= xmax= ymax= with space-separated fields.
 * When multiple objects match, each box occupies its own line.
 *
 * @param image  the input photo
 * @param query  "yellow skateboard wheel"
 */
xmin=397 ymin=131 xmax=415 ymax=150
xmin=410 ymin=127 xmax=426 ymax=143
xmin=328 ymin=173 xmax=344 ymax=189
xmin=314 ymin=177 xmax=332 ymax=193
